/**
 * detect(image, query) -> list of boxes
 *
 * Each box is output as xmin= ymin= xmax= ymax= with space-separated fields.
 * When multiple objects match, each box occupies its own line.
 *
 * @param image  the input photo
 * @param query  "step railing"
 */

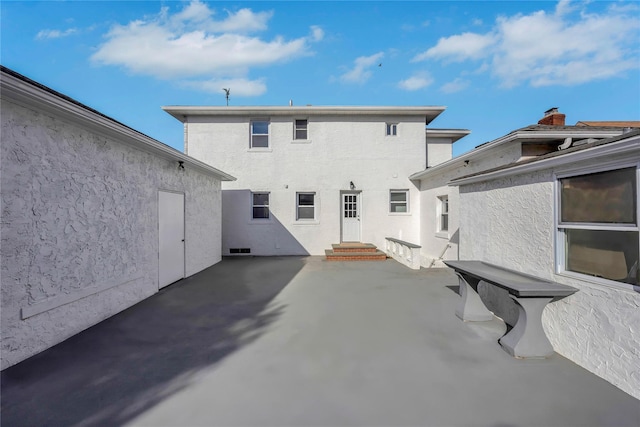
xmin=385 ymin=237 xmax=421 ymax=270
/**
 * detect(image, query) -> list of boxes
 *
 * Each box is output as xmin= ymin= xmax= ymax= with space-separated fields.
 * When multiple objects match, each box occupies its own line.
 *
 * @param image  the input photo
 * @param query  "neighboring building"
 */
xmin=163 ymin=105 xmax=468 ymax=255
xmin=1 ymin=67 xmax=234 ymax=369
xmin=451 ymin=129 xmax=640 ymax=400
xmin=410 ymin=108 xmax=633 ymax=267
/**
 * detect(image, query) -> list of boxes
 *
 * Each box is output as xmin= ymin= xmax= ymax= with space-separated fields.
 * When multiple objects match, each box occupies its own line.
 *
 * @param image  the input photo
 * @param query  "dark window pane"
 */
xmin=253 ymin=207 xmax=269 ymax=219
xmin=253 ymin=193 xmax=269 ymax=205
xmin=252 ymin=135 xmax=269 ymax=148
xmin=566 ymin=228 xmax=638 ymax=285
xmin=441 ymin=214 xmax=448 ymax=231
xmin=295 ymin=129 xmax=307 ymax=139
xmin=390 ymin=191 xmax=407 ymax=202
xmin=298 ymin=193 xmax=314 ymax=205
xmin=561 ymin=168 xmax=636 ymax=224
xmin=252 ymin=121 xmax=269 ymax=134
xmin=391 ymin=203 xmax=407 ymax=213
xmin=298 ymin=206 xmax=314 ymax=219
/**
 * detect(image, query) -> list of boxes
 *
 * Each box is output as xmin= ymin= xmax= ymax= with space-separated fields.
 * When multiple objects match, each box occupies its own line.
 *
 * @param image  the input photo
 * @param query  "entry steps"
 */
xmin=325 ymin=243 xmax=387 ymax=261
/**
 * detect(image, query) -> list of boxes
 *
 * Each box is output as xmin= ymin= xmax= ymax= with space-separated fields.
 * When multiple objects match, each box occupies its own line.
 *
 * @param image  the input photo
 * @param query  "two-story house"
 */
xmin=163 ymin=106 xmax=468 ymax=256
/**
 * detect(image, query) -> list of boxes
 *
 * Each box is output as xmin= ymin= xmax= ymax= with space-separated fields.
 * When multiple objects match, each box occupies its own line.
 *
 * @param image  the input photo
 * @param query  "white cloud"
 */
xmin=440 ymin=78 xmax=470 ymax=93
xmin=36 ymin=28 xmax=78 ymax=40
xmin=91 ymin=1 xmax=322 ymax=96
xmin=413 ymin=1 xmax=640 ymax=87
xmin=413 ymin=32 xmax=496 ymax=62
xmin=340 ymin=52 xmax=384 ymax=84
xmin=398 ymin=72 xmax=434 ymax=91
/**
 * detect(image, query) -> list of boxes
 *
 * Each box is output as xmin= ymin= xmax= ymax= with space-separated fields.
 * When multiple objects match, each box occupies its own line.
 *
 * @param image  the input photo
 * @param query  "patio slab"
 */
xmin=1 ymin=256 xmax=638 ymax=426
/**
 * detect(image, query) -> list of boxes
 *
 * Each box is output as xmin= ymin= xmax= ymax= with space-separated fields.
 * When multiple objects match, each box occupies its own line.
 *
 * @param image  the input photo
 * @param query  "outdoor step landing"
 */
xmin=331 ymin=243 xmax=379 ymax=253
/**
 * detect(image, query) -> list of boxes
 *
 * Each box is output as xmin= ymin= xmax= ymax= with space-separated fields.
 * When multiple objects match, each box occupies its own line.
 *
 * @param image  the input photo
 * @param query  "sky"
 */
xmin=2 ymin=0 xmax=639 ymax=157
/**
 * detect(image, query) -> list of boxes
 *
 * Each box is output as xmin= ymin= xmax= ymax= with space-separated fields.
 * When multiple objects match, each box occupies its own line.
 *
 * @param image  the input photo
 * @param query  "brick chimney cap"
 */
xmin=544 ymin=107 xmax=559 ymax=115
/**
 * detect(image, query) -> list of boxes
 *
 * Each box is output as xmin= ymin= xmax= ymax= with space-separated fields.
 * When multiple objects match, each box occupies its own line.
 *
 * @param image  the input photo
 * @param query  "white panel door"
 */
xmin=159 ymin=191 xmax=185 ymax=288
xmin=341 ymin=193 xmax=361 ymax=242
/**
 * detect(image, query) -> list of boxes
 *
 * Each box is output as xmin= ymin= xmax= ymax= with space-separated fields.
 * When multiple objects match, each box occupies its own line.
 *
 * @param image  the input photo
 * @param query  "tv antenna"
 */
xmin=222 ymin=88 xmax=230 ymax=106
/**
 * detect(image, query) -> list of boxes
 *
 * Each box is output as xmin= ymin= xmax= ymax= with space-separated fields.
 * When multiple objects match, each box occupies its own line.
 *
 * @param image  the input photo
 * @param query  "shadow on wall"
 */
xmin=0 ymin=257 xmax=306 ymax=427
xmin=222 ymin=190 xmax=310 ymax=256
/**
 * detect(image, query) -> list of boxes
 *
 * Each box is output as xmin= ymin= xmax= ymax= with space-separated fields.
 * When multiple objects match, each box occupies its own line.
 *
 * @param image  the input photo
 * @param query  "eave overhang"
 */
xmin=162 ymin=105 xmax=446 ymax=125
xmin=1 ymin=67 xmax=235 ymax=181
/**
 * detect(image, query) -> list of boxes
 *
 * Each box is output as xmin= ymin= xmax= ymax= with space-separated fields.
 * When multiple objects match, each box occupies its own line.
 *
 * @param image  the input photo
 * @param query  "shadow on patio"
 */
xmin=1 ymin=256 xmax=306 ymax=426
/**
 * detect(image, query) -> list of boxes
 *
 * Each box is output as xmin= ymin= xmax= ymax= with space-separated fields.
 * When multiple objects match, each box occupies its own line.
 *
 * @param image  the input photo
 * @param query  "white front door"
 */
xmin=341 ymin=192 xmax=361 ymax=242
xmin=159 ymin=191 xmax=185 ymax=288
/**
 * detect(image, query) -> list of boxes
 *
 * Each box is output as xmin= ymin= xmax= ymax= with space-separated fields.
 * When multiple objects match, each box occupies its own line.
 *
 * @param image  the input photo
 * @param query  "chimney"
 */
xmin=538 ymin=107 xmax=565 ymax=126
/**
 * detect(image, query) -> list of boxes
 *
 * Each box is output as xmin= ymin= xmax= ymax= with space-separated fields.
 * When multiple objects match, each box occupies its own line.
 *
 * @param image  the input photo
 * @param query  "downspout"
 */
xmin=558 ymin=137 xmax=572 ymax=150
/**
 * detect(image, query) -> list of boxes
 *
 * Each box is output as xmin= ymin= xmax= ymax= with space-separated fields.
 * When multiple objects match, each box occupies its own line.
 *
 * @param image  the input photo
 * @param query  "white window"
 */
xmin=438 ymin=196 xmax=449 ymax=232
xmin=386 ymin=123 xmax=398 ymax=136
xmin=252 ymin=192 xmax=270 ymax=219
xmin=390 ymin=190 xmax=408 ymax=213
xmin=296 ymin=192 xmax=315 ymax=220
xmin=557 ymin=166 xmax=638 ymax=287
xmin=294 ymin=119 xmax=308 ymax=140
xmin=251 ymin=120 xmax=269 ymax=148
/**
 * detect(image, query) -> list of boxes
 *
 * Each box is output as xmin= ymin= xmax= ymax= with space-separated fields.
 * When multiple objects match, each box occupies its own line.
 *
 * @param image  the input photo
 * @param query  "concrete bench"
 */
xmin=385 ymin=237 xmax=421 ymax=270
xmin=443 ymin=260 xmax=578 ymax=358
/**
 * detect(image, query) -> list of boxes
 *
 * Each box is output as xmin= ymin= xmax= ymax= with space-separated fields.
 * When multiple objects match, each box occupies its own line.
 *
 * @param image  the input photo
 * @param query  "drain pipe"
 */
xmin=558 ymin=137 xmax=573 ymax=150
xmin=429 ymin=243 xmax=451 ymax=268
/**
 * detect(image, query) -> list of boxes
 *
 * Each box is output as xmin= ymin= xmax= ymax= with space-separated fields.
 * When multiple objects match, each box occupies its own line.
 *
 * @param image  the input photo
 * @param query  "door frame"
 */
xmin=340 ymin=190 xmax=362 ymax=242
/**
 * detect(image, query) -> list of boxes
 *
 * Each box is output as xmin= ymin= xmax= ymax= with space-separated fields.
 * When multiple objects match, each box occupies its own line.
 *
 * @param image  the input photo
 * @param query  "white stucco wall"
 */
xmin=458 ymin=165 xmax=640 ymax=399
xmin=417 ymin=143 xmax=522 ymax=267
xmin=1 ymin=99 xmax=223 ymax=369
xmin=187 ymin=114 xmax=426 ymax=255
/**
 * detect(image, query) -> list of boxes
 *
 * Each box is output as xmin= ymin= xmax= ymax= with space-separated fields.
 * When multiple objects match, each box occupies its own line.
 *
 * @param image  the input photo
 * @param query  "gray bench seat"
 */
xmin=444 ymin=260 xmax=578 ymax=358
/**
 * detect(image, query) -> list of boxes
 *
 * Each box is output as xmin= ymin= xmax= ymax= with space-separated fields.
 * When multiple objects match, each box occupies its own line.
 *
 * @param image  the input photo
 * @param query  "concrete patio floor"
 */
xmin=1 ymin=256 xmax=638 ymax=427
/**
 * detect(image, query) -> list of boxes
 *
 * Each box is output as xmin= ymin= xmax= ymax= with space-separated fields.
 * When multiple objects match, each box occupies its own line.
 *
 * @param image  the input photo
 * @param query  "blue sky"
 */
xmin=2 ymin=0 xmax=639 ymax=156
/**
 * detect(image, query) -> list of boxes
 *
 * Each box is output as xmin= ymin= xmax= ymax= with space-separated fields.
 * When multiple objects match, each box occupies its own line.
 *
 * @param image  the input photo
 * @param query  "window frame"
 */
xmin=251 ymin=192 xmax=270 ymax=220
xmin=436 ymin=195 xmax=449 ymax=237
xmin=389 ymin=189 xmax=409 ymax=214
xmin=250 ymin=119 xmax=270 ymax=149
xmin=386 ymin=123 xmax=398 ymax=137
xmin=555 ymin=161 xmax=639 ymax=291
xmin=293 ymin=118 xmax=309 ymax=141
xmin=296 ymin=192 xmax=316 ymax=221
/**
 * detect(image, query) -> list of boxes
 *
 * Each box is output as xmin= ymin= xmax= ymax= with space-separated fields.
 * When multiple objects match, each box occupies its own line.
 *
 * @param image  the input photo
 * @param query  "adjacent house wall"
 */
xmin=186 ymin=114 xmax=427 ymax=254
xmin=1 ymin=96 xmax=224 ymax=369
xmin=458 ymin=158 xmax=640 ymax=399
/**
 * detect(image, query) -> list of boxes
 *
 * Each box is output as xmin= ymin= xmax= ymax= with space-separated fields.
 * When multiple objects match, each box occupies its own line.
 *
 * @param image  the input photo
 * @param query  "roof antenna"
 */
xmin=222 ymin=88 xmax=230 ymax=106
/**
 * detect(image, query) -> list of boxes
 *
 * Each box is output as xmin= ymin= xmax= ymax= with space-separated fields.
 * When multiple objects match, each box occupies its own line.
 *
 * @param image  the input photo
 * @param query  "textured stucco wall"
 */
xmin=1 ymin=99 xmax=222 ymax=369
xmin=458 ymin=166 xmax=640 ymax=399
xmin=187 ymin=115 xmax=426 ymax=254
xmin=418 ymin=143 xmax=522 ymax=267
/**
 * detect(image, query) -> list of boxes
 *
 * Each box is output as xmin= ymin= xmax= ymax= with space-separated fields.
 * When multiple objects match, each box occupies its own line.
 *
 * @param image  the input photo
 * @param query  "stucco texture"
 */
xmin=459 ymin=169 xmax=640 ymax=400
xmin=1 ymin=100 xmax=222 ymax=369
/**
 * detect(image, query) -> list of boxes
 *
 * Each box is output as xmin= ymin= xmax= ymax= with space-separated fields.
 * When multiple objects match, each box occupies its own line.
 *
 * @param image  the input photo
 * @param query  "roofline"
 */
xmin=450 ymin=130 xmax=640 ymax=186
xmin=409 ymin=127 xmax=623 ymax=181
xmin=162 ymin=105 xmax=447 ymax=125
xmin=426 ymin=128 xmax=471 ymax=143
xmin=1 ymin=66 xmax=235 ymax=181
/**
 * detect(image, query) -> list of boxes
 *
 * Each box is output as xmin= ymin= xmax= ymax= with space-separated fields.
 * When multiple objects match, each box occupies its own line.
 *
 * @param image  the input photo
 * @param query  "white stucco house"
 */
xmin=451 ymin=129 xmax=640 ymax=399
xmin=1 ymin=66 xmax=235 ymax=369
xmin=410 ymin=109 xmax=634 ymax=268
xmin=163 ymin=105 xmax=468 ymax=256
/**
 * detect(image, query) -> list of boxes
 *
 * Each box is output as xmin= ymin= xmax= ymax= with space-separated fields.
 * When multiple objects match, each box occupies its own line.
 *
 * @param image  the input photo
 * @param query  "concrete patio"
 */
xmin=1 ymin=257 xmax=638 ymax=426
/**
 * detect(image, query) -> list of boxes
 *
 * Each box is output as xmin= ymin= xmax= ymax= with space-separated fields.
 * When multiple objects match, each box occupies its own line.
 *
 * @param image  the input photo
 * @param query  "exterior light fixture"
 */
xmin=178 ymin=161 xmax=185 ymax=170
xmin=350 ymin=181 xmax=355 ymax=190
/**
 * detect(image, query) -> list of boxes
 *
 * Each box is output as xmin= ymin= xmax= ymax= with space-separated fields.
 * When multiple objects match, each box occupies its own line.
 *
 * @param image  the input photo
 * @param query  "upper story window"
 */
xmin=294 ymin=119 xmax=308 ymax=140
xmin=252 ymin=192 xmax=270 ymax=219
xmin=296 ymin=192 xmax=316 ymax=220
xmin=557 ymin=166 xmax=638 ymax=288
xmin=251 ymin=120 xmax=269 ymax=148
xmin=390 ymin=190 xmax=408 ymax=213
xmin=438 ymin=196 xmax=449 ymax=232
xmin=386 ymin=123 xmax=398 ymax=136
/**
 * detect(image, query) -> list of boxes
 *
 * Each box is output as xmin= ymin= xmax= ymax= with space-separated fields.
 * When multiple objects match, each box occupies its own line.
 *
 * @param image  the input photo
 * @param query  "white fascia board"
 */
xmin=449 ymin=135 xmax=640 ymax=186
xmin=426 ymin=128 xmax=471 ymax=142
xmin=1 ymin=71 xmax=235 ymax=181
xmin=409 ymin=128 xmax=623 ymax=181
xmin=162 ymin=105 xmax=446 ymax=124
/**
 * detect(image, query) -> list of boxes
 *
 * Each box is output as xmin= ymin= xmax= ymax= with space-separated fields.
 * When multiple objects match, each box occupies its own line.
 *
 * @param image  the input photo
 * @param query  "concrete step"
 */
xmin=325 ymin=249 xmax=387 ymax=261
xmin=331 ymin=243 xmax=379 ymax=253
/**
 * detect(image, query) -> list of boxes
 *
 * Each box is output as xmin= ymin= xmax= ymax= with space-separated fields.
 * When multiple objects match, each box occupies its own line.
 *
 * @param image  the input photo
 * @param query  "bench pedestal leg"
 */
xmin=499 ymin=295 xmax=554 ymax=358
xmin=455 ymin=273 xmax=494 ymax=322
